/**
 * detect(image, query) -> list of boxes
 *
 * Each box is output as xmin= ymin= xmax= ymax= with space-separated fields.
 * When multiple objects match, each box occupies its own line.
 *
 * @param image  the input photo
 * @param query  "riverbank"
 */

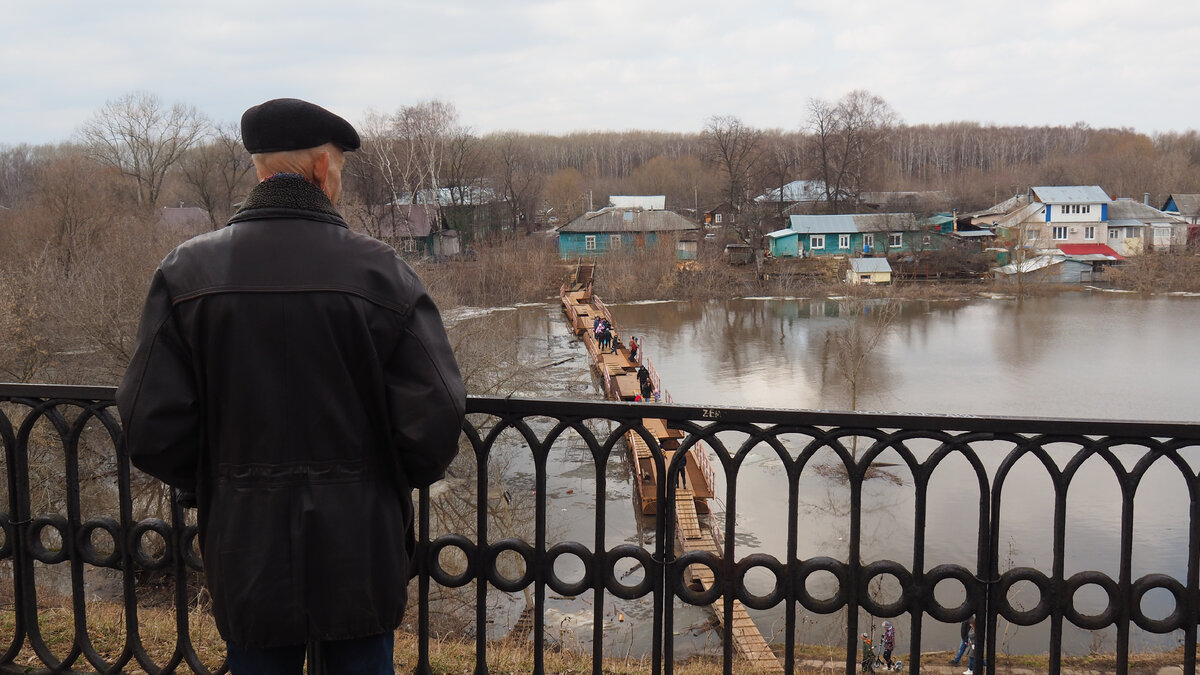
xmin=416 ymin=237 xmax=1200 ymax=311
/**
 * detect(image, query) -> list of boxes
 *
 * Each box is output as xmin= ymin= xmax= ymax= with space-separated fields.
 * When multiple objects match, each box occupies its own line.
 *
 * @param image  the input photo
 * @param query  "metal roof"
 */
xmin=765 ymin=228 xmax=797 ymax=239
xmin=609 ymin=195 xmax=666 ymax=210
xmin=1030 ymin=186 xmax=1110 ymax=203
xmin=1057 ymin=243 xmax=1123 ymax=261
xmin=993 ymin=254 xmax=1065 ymax=275
xmin=1106 ymin=198 xmax=1183 ymax=223
xmin=557 ymin=207 xmax=699 ymax=234
xmin=755 ymin=180 xmax=826 ymax=203
xmin=849 ymin=258 xmax=892 ymax=273
xmin=788 ymin=213 xmax=917 ymax=234
xmin=1164 ymin=193 xmax=1200 ymax=216
xmin=967 ymin=193 xmax=1033 ymax=219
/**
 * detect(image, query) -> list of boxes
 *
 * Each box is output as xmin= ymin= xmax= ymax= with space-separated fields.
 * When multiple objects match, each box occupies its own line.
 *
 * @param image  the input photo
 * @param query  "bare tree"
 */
xmin=78 ymin=91 xmax=209 ymax=207
xmin=179 ymin=122 xmax=255 ymax=229
xmin=757 ymin=130 xmax=807 ymax=218
xmin=808 ymin=91 xmax=897 ymax=214
xmin=490 ymin=132 xmax=544 ymax=233
xmin=702 ymin=114 xmax=763 ymax=217
xmin=30 ymin=152 xmax=127 ymax=272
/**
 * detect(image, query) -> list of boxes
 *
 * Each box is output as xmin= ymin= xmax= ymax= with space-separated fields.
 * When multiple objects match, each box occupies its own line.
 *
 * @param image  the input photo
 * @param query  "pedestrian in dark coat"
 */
xmin=637 ymin=365 xmax=653 ymax=399
xmin=117 ymin=98 xmax=466 ymax=674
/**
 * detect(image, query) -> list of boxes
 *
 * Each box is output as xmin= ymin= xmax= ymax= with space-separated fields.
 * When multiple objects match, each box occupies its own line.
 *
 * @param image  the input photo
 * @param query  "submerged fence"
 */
xmin=1 ymin=382 xmax=1198 ymax=674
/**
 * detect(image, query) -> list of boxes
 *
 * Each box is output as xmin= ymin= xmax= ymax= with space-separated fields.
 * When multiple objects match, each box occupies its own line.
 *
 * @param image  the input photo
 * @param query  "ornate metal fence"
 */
xmin=1 ymin=383 xmax=1198 ymax=674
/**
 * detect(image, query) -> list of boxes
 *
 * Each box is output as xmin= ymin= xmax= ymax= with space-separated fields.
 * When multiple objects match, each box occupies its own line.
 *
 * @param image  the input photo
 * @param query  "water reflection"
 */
xmin=452 ymin=293 xmax=1200 ymax=660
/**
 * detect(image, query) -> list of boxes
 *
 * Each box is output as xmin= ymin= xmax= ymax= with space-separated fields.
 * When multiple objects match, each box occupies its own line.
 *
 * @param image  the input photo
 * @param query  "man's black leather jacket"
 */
xmin=117 ymin=175 xmax=465 ymax=647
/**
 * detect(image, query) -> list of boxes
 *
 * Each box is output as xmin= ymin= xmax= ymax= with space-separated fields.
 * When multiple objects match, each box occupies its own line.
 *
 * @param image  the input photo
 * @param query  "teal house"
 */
xmin=556 ymin=207 xmax=699 ymax=258
xmin=788 ymin=213 xmax=930 ymax=256
xmin=765 ymin=228 xmax=800 ymax=257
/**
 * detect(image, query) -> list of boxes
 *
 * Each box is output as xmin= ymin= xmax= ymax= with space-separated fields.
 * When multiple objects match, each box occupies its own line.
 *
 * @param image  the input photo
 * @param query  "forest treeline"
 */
xmin=2 ymin=90 xmax=1200 ymax=386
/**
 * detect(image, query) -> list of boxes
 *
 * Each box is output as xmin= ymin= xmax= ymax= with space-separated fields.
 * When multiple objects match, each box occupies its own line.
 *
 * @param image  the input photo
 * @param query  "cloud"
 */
xmin=3 ymin=0 xmax=1200 ymax=144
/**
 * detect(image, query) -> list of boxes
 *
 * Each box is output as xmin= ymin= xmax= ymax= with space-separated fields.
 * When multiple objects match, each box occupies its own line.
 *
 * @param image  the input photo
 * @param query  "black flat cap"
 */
xmin=241 ymin=98 xmax=360 ymax=154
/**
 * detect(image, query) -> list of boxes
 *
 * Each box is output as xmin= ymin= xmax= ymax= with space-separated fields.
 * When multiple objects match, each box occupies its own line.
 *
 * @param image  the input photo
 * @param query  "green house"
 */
xmin=788 ymin=213 xmax=933 ymax=255
xmin=556 ymin=207 xmax=699 ymax=258
xmin=765 ymin=228 xmax=800 ymax=257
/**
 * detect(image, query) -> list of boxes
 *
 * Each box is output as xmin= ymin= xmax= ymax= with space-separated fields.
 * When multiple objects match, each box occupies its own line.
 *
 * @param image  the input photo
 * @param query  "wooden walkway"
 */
xmin=560 ymin=262 xmax=782 ymax=671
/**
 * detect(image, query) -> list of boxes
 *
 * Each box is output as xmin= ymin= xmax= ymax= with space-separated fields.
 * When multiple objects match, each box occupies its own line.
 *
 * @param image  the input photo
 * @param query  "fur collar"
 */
xmin=235 ymin=173 xmax=341 ymax=218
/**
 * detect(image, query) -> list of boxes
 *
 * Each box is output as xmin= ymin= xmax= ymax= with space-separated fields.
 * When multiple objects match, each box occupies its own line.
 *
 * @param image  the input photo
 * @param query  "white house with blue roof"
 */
xmin=990 ymin=186 xmax=1184 ymax=256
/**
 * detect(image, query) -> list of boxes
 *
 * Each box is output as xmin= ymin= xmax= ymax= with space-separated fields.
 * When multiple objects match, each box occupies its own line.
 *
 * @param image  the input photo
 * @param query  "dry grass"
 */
xmin=4 ymin=602 xmax=1193 ymax=674
xmin=1108 ymin=250 xmax=1200 ymax=293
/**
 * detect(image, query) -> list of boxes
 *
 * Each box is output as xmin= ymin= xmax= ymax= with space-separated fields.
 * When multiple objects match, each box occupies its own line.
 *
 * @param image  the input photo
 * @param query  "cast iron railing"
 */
xmin=1 ymin=383 xmax=1198 ymax=674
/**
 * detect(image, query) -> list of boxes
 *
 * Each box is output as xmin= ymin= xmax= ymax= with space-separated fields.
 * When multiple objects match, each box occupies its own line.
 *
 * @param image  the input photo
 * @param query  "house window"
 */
xmin=1109 ymin=228 xmax=1120 ymax=240
xmin=888 ymin=232 xmax=902 ymax=248
xmin=1052 ymin=226 xmax=1068 ymax=240
xmin=730 ymin=213 xmax=736 ymax=223
xmin=1082 ymin=204 xmax=1090 ymax=214
xmin=810 ymin=234 xmax=825 ymax=250
xmin=610 ymin=234 xmax=622 ymax=249
xmin=585 ymin=235 xmax=597 ymax=251
xmin=1084 ymin=226 xmax=1095 ymax=240
xmin=862 ymin=233 xmax=874 ymax=251
xmin=1062 ymin=205 xmax=1070 ymax=215
xmin=838 ymin=234 xmax=850 ymax=249
xmin=715 ymin=213 xmax=722 ymax=224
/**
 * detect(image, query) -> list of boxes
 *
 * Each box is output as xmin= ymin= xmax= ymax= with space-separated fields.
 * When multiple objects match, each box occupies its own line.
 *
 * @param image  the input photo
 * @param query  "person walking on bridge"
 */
xmin=118 ymin=98 xmax=466 ymax=675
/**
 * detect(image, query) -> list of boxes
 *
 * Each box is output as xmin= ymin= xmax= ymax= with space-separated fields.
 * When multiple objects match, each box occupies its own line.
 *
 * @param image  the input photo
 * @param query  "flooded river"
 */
xmin=448 ymin=291 xmax=1200 ymax=661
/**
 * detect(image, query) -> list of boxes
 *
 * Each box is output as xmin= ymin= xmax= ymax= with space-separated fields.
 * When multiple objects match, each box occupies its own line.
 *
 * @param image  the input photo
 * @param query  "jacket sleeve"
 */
xmin=116 ymin=268 xmax=202 ymax=492
xmin=386 ymin=289 xmax=466 ymax=488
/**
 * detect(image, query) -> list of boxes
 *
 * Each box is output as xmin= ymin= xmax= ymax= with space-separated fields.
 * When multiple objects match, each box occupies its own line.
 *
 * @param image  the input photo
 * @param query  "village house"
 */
xmin=856 ymin=190 xmax=950 ymax=214
xmin=991 ymin=242 xmax=1122 ymax=285
xmin=158 ymin=205 xmax=210 ymax=234
xmin=764 ymin=228 xmax=799 ymax=258
xmin=556 ymin=205 xmax=699 ymax=258
xmin=1106 ymin=197 xmax=1188 ymax=254
xmin=978 ymin=186 xmax=1186 ymax=257
xmin=787 ymin=213 xmax=925 ymax=256
xmin=1161 ymin=193 xmax=1200 ymax=224
xmin=756 ymin=179 xmax=827 ymax=214
xmin=610 ymin=195 xmax=666 ymax=210
xmin=846 ymin=257 xmax=893 ymax=285
xmin=702 ymin=201 xmax=738 ymax=227
xmin=361 ymin=203 xmax=460 ymax=257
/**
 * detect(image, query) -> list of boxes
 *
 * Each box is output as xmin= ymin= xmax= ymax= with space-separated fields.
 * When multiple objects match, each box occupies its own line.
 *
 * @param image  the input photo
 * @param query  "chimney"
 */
xmin=1144 ymin=192 xmax=1150 ymax=206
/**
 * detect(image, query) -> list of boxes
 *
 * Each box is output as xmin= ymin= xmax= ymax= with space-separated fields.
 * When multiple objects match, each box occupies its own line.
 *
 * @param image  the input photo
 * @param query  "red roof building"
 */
xmin=1057 ymin=243 xmax=1123 ymax=260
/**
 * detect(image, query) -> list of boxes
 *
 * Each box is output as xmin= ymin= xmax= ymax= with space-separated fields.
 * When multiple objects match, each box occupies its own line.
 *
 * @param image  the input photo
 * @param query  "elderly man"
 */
xmin=117 ymin=98 xmax=465 ymax=674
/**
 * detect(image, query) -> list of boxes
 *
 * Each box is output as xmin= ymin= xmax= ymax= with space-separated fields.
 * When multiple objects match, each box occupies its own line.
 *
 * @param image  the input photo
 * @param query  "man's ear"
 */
xmin=312 ymin=151 xmax=331 ymax=189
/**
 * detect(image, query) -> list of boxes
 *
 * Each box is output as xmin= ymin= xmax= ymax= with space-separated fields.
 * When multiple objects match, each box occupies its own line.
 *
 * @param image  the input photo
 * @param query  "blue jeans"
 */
xmin=953 ymin=639 xmax=967 ymax=663
xmin=227 ymin=632 xmax=394 ymax=675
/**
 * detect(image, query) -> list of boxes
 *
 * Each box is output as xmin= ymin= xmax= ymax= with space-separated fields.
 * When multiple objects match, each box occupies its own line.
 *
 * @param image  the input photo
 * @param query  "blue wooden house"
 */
xmin=765 ymin=228 xmax=800 ymax=257
xmin=556 ymin=207 xmax=699 ymax=258
xmin=788 ymin=213 xmax=924 ymax=256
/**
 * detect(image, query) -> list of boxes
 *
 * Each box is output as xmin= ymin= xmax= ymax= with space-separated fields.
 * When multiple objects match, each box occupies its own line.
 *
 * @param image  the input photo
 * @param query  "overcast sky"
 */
xmin=4 ymin=0 xmax=1198 ymax=145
